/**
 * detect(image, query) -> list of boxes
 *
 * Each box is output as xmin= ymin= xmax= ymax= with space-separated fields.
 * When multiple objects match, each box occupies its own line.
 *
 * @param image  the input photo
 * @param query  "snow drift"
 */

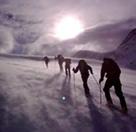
xmin=0 ymin=55 xmax=136 ymax=132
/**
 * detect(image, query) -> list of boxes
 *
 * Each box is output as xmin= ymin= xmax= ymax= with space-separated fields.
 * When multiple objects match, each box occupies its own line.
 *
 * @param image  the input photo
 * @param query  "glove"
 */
xmin=72 ymin=68 xmax=75 ymax=72
xmin=99 ymin=78 xmax=103 ymax=84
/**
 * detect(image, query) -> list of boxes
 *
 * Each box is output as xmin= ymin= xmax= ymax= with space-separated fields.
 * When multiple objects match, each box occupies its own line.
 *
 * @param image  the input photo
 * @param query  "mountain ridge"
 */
xmin=73 ymin=29 xmax=136 ymax=69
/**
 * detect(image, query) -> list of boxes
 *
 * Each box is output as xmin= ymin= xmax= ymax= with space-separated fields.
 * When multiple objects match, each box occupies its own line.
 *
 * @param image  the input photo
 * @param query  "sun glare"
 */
xmin=54 ymin=16 xmax=84 ymax=40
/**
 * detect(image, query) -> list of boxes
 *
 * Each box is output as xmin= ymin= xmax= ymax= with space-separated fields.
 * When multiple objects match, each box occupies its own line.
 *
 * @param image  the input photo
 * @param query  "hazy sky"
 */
xmin=0 ymin=0 xmax=136 ymax=55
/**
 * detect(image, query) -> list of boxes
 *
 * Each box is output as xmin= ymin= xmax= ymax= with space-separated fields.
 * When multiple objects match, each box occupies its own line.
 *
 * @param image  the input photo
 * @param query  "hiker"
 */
xmin=57 ymin=54 xmax=64 ymax=72
xmin=43 ymin=56 xmax=50 ymax=68
xmin=64 ymin=58 xmax=71 ymax=76
xmin=73 ymin=60 xmax=93 ymax=97
xmin=99 ymin=58 xmax=128 ymax=113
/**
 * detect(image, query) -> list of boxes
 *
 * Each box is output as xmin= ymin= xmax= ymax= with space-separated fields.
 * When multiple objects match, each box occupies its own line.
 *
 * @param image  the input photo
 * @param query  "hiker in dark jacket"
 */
xmin=57 ymin=54 xmax=64 ymax=72
xmin=64 ymin=58 xmax=71 ymax=76
xmin=43 ymin=56 xmax=50 ymax=68
xmin=99 ymin=58 xmax=128 ymax=113
xmin=73 ymin=60 xmax=93 ymax=97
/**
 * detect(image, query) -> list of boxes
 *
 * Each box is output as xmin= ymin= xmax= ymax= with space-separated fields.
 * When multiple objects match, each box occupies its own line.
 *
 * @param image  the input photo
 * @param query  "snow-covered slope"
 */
xmin=0 ymin=56 xmax=136 ymax=132
xmin=115 ymin=29 xmax=136 ymax=69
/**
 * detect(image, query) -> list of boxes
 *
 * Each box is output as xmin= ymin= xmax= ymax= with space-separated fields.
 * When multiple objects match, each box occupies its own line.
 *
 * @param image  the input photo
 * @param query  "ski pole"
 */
xmin=73 ymin=73 xmax=76 ymax=95
xmin=99 ymin=82 xmax=102 ymax=105
xmin=73 ymin=72 xmax=77 ymax=107
xmin=92 ymin=74 xmax=102 ymax=105
xmin=73 ymin=73 xmax=75 ymax=89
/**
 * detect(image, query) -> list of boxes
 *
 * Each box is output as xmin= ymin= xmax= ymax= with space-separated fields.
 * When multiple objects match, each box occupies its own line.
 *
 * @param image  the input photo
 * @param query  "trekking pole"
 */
xmin=73 ymin=72 xmax=77 ymax=107
xmin=99 ymin=82 xmax=102 ymax=105
xmin=73 ymin=73 xmax=75 ymax=89
xmin=73 ymin=73 xmax=76 ymax=95
xmin=92 ymin=74 xmax=102 ymax=105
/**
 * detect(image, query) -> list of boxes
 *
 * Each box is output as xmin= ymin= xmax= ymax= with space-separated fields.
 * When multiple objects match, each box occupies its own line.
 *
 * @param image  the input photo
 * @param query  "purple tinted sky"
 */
xmin=0 ymin=0 xmax=136 ymax=55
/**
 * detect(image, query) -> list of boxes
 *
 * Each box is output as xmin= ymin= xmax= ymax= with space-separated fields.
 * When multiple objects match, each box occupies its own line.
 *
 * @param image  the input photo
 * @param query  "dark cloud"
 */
xmin=0 ymin=0 xmax=9 ymax=5
xmin=0 ymin=0 xmax=136 ymax=55
xmin=0 ymin=11 xmax=43 ymax=29
xmin=14 ymin=28 xmax=41 ymax=45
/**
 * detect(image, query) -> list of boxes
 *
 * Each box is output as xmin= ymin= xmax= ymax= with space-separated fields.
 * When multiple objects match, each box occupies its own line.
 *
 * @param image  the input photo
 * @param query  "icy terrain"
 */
xmin=0 ymin=56 xmax=136 ymax=132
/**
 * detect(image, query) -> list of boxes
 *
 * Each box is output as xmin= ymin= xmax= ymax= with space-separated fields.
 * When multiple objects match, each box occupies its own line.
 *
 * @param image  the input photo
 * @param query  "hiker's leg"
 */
xmin=68 ymin=67 xmax=71 ymax=76
xmin=65 ymin=66 xmax=68 ymax=75
xmin=114 ymin=79 xmax=128 ymax=112
xmin=103 ymin=79 xmax=113 ymax=105
xmin=82 ymin=76 xmax=90 ymax=96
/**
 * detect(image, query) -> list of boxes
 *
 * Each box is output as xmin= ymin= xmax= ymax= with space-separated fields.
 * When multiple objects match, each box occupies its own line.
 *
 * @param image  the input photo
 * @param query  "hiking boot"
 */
xmin=106 ymin=101 xmax=113 ymax=107
xmin=121 ymin=107 xmax=128 ymax=114
xmin=85 ymin=92 xmax=91 ymax=98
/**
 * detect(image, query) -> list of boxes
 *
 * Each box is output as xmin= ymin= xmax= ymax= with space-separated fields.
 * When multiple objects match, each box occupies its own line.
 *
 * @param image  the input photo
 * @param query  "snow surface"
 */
xmin=0 ymin=56 xmax=136 ymax=132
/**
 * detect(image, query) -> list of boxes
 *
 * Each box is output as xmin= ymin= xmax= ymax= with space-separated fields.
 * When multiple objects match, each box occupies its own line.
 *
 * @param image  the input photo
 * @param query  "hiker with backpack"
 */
xmin=64 ymin=58 xmax=71 ymax=77
xmin=57 ymin=54 xmax=64 ymax=72
xmin=43 ymin=56 xmax=50 ymax=68
xmin=73 ymin=60 xmax=93 ymax=97
xmin=99 ymin=58 xmax=128 ymax=113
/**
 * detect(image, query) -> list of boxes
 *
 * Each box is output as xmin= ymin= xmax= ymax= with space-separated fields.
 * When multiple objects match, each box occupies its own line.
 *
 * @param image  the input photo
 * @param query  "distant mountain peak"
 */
xmin=121 ymin=28 xmax=136 ymax=45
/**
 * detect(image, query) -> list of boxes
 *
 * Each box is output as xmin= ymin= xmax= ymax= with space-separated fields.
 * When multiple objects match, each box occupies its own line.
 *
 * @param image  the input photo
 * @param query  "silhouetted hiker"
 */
xmin=57 ymin=54 xmax=64 ymax=72
xmin=73 ymin=60 xmax=93 ymax=97
xmin=43 ymin=56 xmax=50 ymax=68
xmin=64 ymin=58 xmax=71 ymax=76
xmin=99 ymin=58 xmax=128 ymax=113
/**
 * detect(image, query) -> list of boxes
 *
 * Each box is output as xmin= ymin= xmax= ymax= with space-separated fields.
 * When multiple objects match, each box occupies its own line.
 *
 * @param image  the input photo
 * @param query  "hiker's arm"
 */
xmin=88 ymin=65 xmax=93 ymax=74
xmin=73 ymin=66 xmax=79 ymax=73
xmin=99 ymin=63 xmax=106 ymax=83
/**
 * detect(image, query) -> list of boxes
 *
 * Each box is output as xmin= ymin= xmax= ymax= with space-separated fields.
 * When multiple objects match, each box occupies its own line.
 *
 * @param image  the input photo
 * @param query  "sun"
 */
xmin=54 ymin=16 xmax=84 ymax=40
